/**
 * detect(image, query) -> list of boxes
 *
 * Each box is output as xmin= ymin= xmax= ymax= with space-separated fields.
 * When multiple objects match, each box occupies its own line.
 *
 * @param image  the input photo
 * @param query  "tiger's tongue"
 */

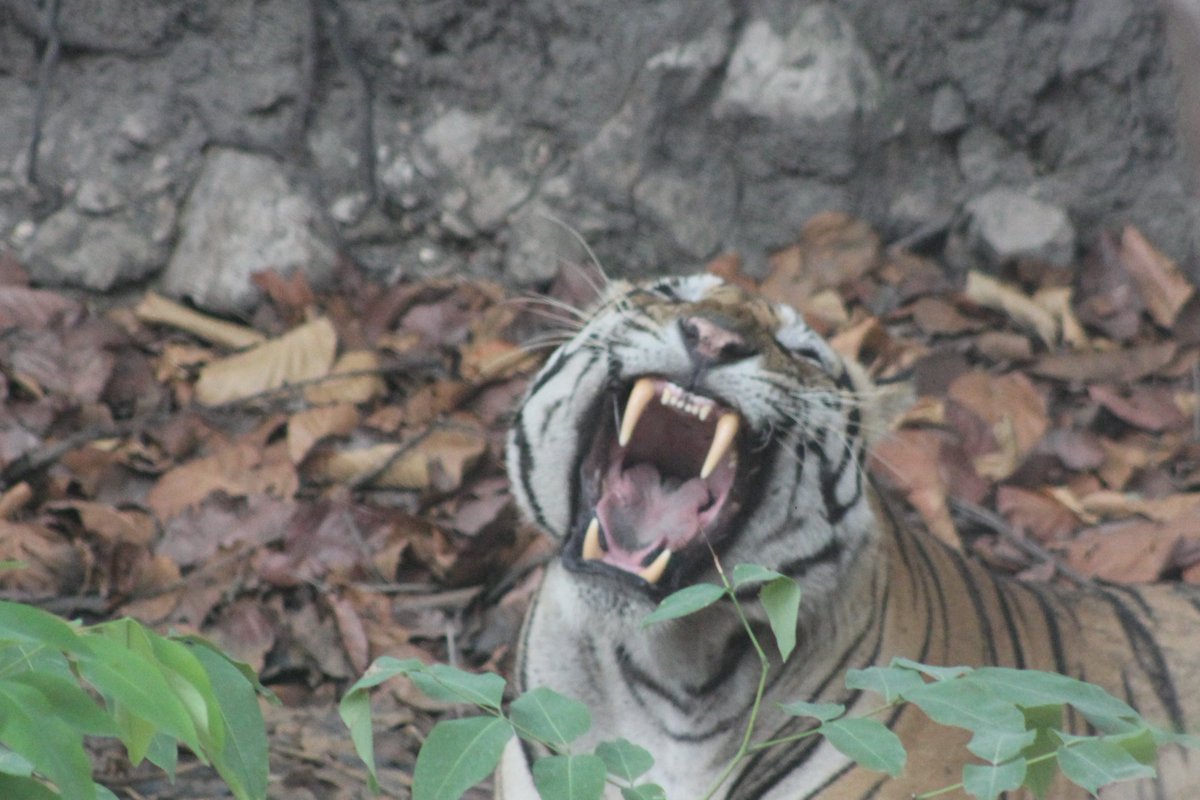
xmin=595 ymin=462 xmax=709 ymax=562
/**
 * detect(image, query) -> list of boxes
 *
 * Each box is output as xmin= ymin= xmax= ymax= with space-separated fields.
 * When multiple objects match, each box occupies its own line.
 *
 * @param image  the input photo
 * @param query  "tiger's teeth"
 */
xmin=619 ymin=378 xmax=656 ymax=446
xmin=700 ymin=413 xmax=740 ymax=479
xmin=583 ymin=518 xmax=604 ymax=561
xmin=639 ymin=548 xmax=672 ymax=585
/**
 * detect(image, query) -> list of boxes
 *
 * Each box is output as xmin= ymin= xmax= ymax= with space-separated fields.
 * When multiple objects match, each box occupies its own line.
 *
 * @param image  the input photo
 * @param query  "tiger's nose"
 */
xmin=680 ymin=315 xmax=756 ymax=365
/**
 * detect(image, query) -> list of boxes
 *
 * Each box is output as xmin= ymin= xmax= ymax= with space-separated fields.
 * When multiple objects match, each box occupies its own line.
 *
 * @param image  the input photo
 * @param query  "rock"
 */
xmin=22 ymin=208 xmax=162 ymax=290
xmin=714 ymin=9 xmax=880 ymax=125
xmin=930 ymin=85 xmax=968 ymax=135
xmin=965 ymin=187 xmax=1076 ymax=268
xmin=162 ymin=149 xmax=336 ymax=313
xmin=1060 ymin=0 xmax=1134 ymax=76
xmin=633 ymin=164 xmax=737 ymax=261
xmin=957 ymin=126 xmax=1034 ymax=188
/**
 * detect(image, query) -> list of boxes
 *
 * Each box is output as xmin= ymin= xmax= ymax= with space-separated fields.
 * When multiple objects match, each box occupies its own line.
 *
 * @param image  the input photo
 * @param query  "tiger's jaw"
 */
xmin=564 ymin=376 xmax=754 ymax=592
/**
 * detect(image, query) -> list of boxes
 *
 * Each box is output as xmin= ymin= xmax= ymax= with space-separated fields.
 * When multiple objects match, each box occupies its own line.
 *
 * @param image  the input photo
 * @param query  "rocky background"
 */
xmin=0 ymin=0 xmax=1197 ymax=311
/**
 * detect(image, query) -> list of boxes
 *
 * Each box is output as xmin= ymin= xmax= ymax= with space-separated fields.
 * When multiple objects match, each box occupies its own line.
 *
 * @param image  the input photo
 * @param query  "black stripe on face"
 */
xmin=513 ymin=420 xmax=548 ymax=530
xmin=817 ymin=405 xmax=863 ymax=526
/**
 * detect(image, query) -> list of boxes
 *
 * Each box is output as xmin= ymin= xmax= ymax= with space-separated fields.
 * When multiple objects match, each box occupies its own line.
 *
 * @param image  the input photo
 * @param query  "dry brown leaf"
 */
xmin=1119 ymin=225 xmax=1195 ymax=328
xmin=135 ymin=292 xmax=266 ymax=349
xmin=0 ymin=482 xmax=33 ymax=520
xmin=1088 ymin=385 xmax=1187 ymax=432
xmin=46 ymin=501 xmax=156 ymax=546
xmin=287 ymin=403 xmax=361 ymax=464
xmin=147 ymin=440 xmax=299 ymax=520
xmin=1062 ymin=519 xmax=1184 ymax=582
xmin=1079 ymin=491 xmax=1200 ymax=524
xmin=996 ymin=486 xmax=1080 ymax=543
xmin=460 ymin=338 xmax=538 ymax=382
xmin=304 ymin=349 xmax=385 ymax=405
xmin=947 ymin=371 xmax=1048 ymax=464
xmin=964 ymin=271 xmax=1057 ymax=347
xmin=1031 ymin=342 xmax=1177 ymax=383
xmin=761 ymin=212 xmax=881 ymax=313
xmin=870 ymin=429 xmax=961 ymax=548
xmin=1033 ymin=286 xmax=1089 ymax=349
xmin=310 ymin=427 xmax=487 ymax=492
xmin=971 ymin=331 xmax=1034 ymax=363
xmin=910 ymin=297 xmax=985 ymax=336
xmin=195 ymin=317 xmax=337 ymax=406
xmin=0 ymin=286 xmax=79 ymax=330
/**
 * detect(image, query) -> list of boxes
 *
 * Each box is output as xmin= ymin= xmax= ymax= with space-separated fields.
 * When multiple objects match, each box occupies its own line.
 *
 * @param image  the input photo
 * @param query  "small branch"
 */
xmin=25 ymin=0 xmax=61 ymax=191
xmin=949 ymin=497 xmax=1093 ymax=588
xmin=323 ymin=0 xmax=378 ymax=207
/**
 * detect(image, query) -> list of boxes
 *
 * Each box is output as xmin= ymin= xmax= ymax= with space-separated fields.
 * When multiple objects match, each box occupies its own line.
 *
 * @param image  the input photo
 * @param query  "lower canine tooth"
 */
xmin=639 ymin=548 xmax=672 ymax=585
xmin=701 ymin=413 xmax=740 ymax=479
xmin=583 ymin=518 xmax=604 ymax=561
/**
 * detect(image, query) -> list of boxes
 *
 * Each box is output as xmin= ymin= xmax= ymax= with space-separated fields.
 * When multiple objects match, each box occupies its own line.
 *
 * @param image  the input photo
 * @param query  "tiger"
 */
xmin=497 ymin=273 xmax=1200 ymax=799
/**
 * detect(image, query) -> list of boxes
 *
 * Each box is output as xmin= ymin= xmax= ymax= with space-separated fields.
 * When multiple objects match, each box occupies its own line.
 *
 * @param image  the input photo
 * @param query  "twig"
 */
xmin=0 ymin=423 xmax=126 ymax=489
xmin=25 ymin=0 xmax=61 ymax=191
xmin=284 ymin=0 xmax=320 ymax=158
xmin=948 ymin=496 xmax=1093 ymax=588
xmin=323 ymin=0 xmax=377 ymax=207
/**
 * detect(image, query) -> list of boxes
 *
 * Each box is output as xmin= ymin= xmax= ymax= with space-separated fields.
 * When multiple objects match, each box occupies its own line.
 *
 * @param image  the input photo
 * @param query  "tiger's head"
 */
xmin=507 ymin=274 xmax=894 ymax=608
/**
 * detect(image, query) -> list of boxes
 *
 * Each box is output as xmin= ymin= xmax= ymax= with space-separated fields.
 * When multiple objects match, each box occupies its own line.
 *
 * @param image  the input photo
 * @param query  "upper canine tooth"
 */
xmin=620 ymin=378 xmax=656 ymax=446
xmin=583 ymin=518 xmax=604 ymax=561
xmin=639 ymin=548 xmax=672 ymax=585
xmin=701 ymin=413 xmax=740 ymax=479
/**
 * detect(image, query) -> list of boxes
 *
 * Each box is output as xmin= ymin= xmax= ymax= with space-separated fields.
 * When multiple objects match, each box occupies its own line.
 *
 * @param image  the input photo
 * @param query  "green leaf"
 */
xmin=844 ymin=666 xmax=924 ymax=703
xmin=641 ymin=583 xmax=725 ymax=627
xmin=338 ymin=684 xmax=380 ymax=791
xmin=412 ymin=716 xmax=514 ymax=800
xmin=890 ymin=657 xmax=972 ymax=681
xmin=0 ymin=642 xmax=73 ymax=681
xmin=962 ymin=759 xmax=1027 ymax=800
xmin=730 ymin=564 xmax=783 ymax=588
xmin=0 ymin=601 xmax=91 ymax=657
xmin=818 ymin=718 xmax=906 ymax=776
xmin=145 ymin=733 xmax=178 ymax=782
xmin=532 ymin=754 xmax=607 ymax=800
xmin=970 ymin=668 xmax=1137 ymax=723
xmin=343 ymin=656 xmax=426 ymax=694
xmin=5 ymin=672 xmax=116 ymax=736
xmin=904 ymin=679 xmax=1026 ymax=734
xmin=411 ymin=665 xmax=506 ymax=710
xmin=595 ymin=738 xmax=654 ymax=782
xmin=0 ymin=745 xmax=33 ymax=777
xmin=967 ymin=726 xmax=1036 ymax=763
xmin=0 ymin=680 xmax=95 ymax=800
xmin=776 ymin=700 xmax=845 ymax=723
xmin=760 ymin=576 xmax=801 ymax=661
xmin=1020 ymin=705 xmax=1062 ymax=800
xmin=620 ymin=785 xmax=667 ymax=800
xmin=192 ymin=640 xmax=270 ymax=800
xmin=0 ymin=774 xmax=60 ymax=800
xmin=78 ymin=635 xmax=203 ymax=758
xmin=148 ymin=632 xmax=224 ymax=752
xmin=1057 ymin=739 xmax=1156 ymax=793
xmin=510 ymin=687 xmax=592 ymax=747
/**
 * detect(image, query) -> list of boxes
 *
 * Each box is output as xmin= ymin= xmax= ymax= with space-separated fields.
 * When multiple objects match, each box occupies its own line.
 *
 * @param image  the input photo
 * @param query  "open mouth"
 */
xmin=567 ymin=376 xmax=751 ymax=590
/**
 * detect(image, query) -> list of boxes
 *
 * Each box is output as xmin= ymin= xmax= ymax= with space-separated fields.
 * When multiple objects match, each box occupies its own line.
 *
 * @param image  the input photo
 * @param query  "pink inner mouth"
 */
xmin=587 ymin=379 xmax=739 ymax=575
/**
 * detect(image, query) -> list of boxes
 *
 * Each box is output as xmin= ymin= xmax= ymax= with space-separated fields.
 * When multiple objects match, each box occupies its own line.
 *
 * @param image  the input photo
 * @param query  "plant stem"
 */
xmin=750 ymin=701 xmax=896 ymax=751
xmin=912 ymin=750 xmax=1061 ymax=799
xmin=700 ymin=558 xmax=771 ymax=800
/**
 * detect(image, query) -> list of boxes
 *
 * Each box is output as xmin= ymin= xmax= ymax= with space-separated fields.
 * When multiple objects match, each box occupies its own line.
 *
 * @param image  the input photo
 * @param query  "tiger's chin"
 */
xmin=561 ymin=376 xmax=761 ymax=594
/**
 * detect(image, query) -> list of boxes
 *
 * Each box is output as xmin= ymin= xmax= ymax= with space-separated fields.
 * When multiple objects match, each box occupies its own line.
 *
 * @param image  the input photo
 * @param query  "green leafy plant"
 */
xmin=0 ymin=600 xmax=272 ymax=799
xmin=342 ymin=561 xmax=1200 ymax=800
